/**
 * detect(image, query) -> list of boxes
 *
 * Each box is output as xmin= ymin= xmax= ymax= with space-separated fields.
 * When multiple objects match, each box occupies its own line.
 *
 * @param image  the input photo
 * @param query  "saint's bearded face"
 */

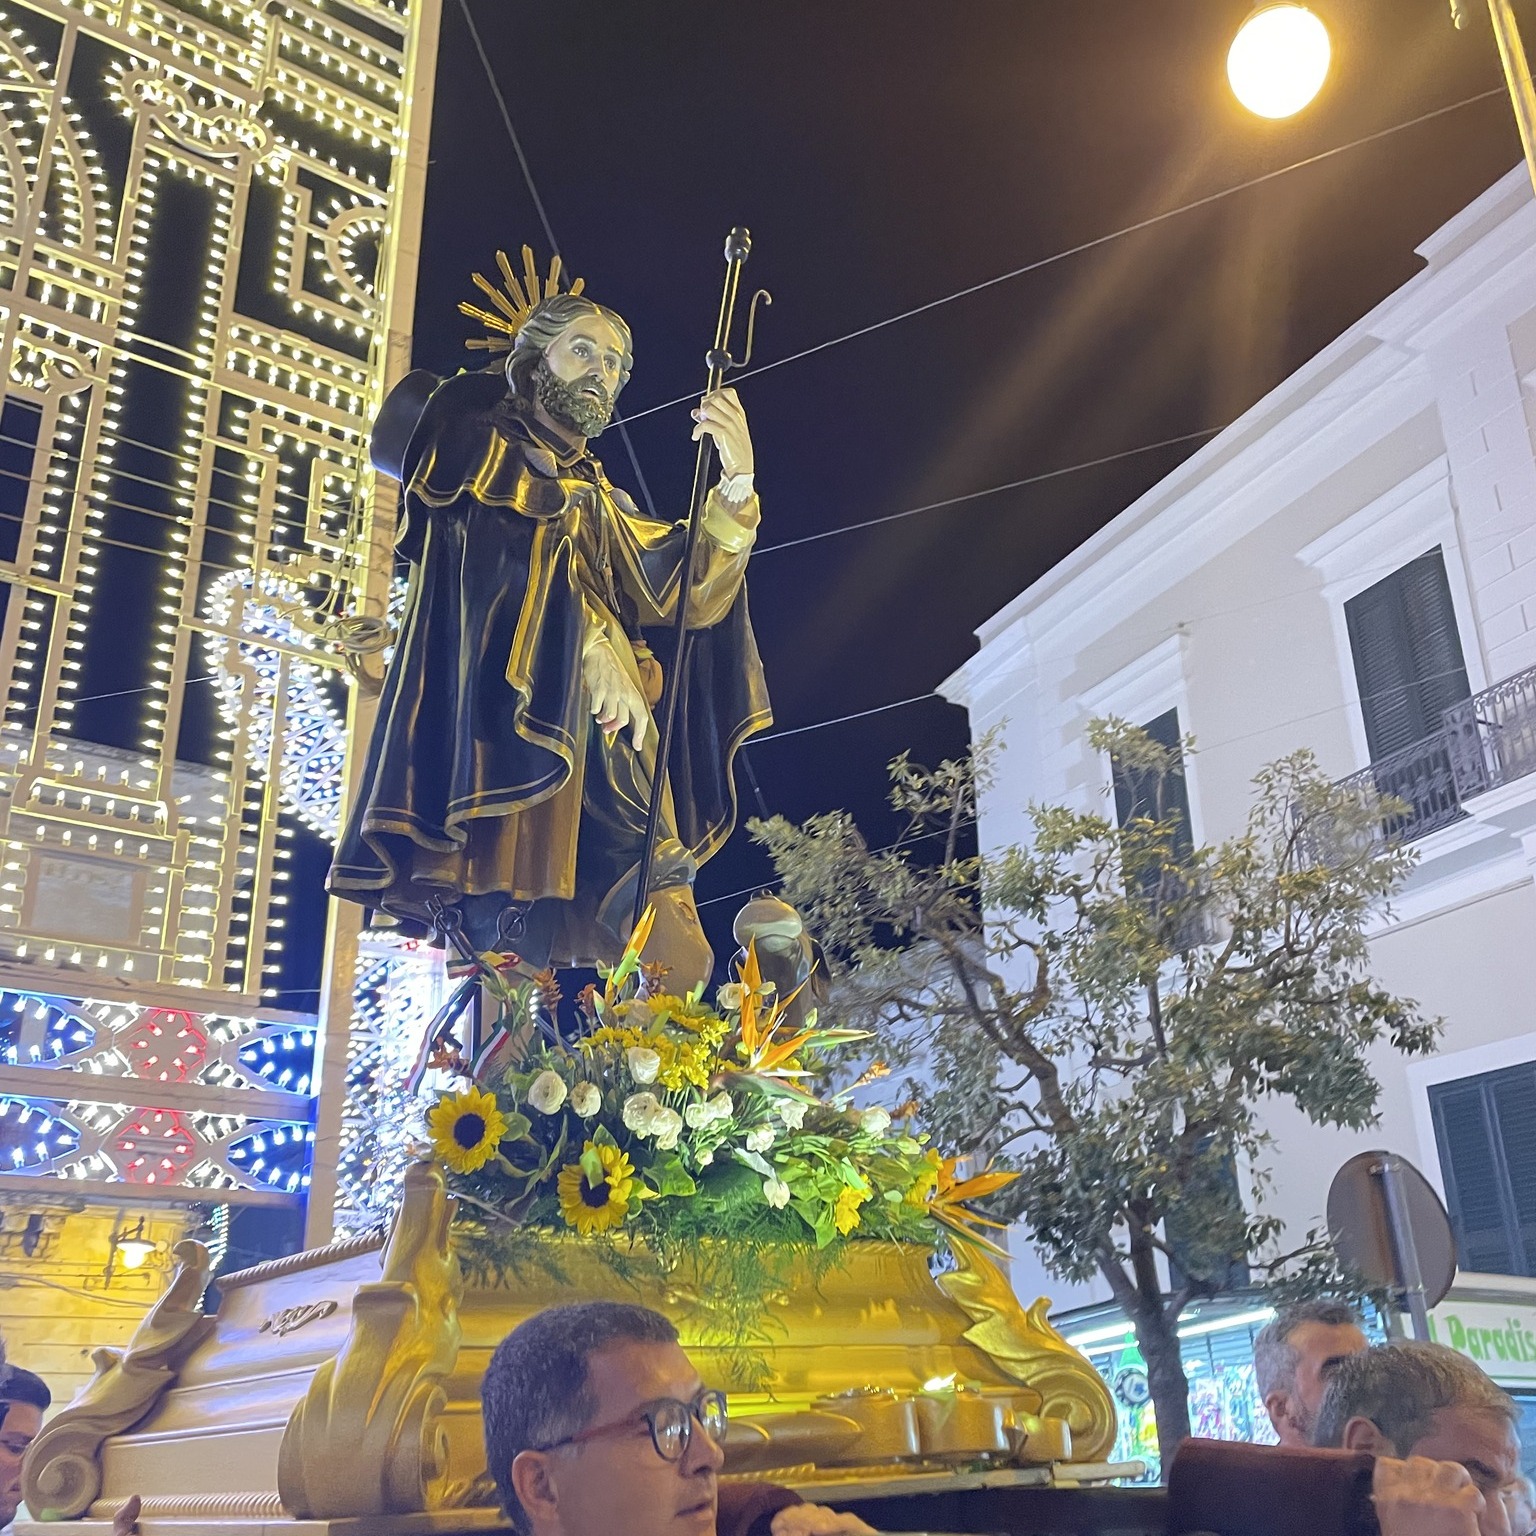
xmin=530 ymin=313 xmax=628 ymax=439
xmin=534 ymin=356 xmax=615 ymax=438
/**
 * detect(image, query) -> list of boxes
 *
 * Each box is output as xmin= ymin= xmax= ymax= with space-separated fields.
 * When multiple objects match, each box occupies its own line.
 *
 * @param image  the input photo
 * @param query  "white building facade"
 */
xmin=943 ymin=166 xmax=1536 ymax=1393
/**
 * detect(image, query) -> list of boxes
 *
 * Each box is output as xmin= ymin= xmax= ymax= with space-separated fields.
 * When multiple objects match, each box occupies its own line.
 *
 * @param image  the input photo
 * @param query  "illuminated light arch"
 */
xmin=0 ymin=23 xmax=117 ymax=260
xmin=0 ymin=0 xmax=442 ymax=1237
xmin=200 ymin=566 xmax=405 ymax=843
xmin=121 ymin=1010 xmax=210 ymax=1084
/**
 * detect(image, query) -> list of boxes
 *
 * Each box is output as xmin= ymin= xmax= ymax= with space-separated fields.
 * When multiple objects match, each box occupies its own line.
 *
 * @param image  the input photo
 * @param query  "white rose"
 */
xmin=698 ymin=1148 xmax=715 ymax=1166
xmin=686 ymin=1091 xmax=733 ymax=1130
xmin=622 ymin=1091 xmax=661 ymax=1134
xmin=763 ymin=1177 xmax=792 ymax=1209
xmin=859 ymin=1106 xmax=892 ymax=1136
xmin=716 ymin=982 xmax=744 ymax=1012
xmin=527 ymin=1070 xmax=568 ymax=1115
xmin=685 ymin=1093 xmax=731 ymax=1130
xmin=626 ymin=1046 xmax=661 ymax=1084
xmin=777 ymin=1099 xmax=808 ymax=1130
xmin=745 ymin=1124 xmax=776 ymax=1153
xmin=652 ymin=1107 xmax=684 ymax=1151
xmin=570 ymin=1082 xmax=601 ymax=1118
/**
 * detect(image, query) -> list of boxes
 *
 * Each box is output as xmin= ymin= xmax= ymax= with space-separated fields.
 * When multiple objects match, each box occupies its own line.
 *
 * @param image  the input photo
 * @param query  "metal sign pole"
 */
xmin=1374 ymin=1153 xmax=1432 ymax=1340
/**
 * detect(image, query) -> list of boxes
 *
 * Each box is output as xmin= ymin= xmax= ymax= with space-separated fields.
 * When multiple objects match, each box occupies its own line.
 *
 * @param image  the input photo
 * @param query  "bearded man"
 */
xmin=328 ymin=274 xmax=770 ymax=985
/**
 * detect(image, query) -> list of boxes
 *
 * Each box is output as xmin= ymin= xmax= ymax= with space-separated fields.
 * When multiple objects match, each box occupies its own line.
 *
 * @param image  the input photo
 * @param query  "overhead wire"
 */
xmin=700 ymin=656 xmax=1501 ymax=911
xmin=697 ymin=815 xmax=979 ymax=911
xmin=0 ymin=414 xmax=1249 ymax=576
xmin=0 ymin=452 xmax=320 ymax=539
xmin=0 ymin=71 xmax=1503 ymax=871
xmin=455 ymin=0 xmax=661 ymax=521
xmin=746 ymin=656 xmax=1491 ymax=764
xmin=614 ymin=87 xmax=1508 ymax=427
xmin=68 ymin=674 xmax=218 ymax=705
xmin=756 ymin=427 xmax=1225 ymax=556
xmin=1 ymin=385 xmax=1532 ymax=585
xmin=750 ymin=691 xmax=951 ymax=745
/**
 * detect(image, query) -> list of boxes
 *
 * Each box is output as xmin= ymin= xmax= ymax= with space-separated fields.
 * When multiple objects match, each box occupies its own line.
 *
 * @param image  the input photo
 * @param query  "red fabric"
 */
xmin=716 ymin=1480 xmax=804 ymax=1536
xmin=1168 ymin=1440 xmax=1379 ymax=1536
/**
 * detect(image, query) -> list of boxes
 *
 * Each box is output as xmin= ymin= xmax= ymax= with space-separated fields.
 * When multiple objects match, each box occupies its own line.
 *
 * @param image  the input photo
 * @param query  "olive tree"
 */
xmin=750 ymin=721 xmax=1437 ymax=1457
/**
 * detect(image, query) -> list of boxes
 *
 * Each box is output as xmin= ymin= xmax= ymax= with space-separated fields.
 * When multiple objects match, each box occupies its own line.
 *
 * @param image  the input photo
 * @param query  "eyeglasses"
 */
xmin=537 ymin=1389 xmax=728 ymax=1464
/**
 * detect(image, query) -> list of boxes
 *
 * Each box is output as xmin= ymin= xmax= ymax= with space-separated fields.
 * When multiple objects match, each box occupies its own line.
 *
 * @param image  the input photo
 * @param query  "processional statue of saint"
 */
xmin=328 ymin=248 xmax=772 ymax=988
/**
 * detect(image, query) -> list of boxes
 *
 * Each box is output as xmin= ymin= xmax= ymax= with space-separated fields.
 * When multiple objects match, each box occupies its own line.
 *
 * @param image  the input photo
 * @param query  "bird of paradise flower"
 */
xmin=926 ymin=1158 xmax=1020 ymax=1257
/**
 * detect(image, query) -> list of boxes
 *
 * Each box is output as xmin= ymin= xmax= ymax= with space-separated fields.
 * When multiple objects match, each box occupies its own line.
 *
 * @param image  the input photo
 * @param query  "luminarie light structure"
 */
xmin=0 ymin=0 xmax=443 ymax=1236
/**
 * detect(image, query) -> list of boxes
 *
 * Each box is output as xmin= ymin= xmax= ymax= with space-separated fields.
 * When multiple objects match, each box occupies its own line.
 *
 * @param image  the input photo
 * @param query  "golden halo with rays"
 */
xmin=459 ymin=245 xmax=585 ymax=354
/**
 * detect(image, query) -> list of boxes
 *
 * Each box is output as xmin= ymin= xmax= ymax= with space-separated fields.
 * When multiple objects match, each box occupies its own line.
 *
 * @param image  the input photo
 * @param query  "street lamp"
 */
xmin=1227 ymin=5 xmax=1332 ymax=119
xmin=1230 ymin=0 xmax=1536 ymax=196
xmin=113 ymin=1216 xmax=155 ymax=1271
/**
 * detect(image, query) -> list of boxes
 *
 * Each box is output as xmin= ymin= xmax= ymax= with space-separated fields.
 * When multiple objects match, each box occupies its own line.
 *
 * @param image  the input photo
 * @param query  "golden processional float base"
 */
xmin=18 ymin=1163 xmax=1122 ymax=1536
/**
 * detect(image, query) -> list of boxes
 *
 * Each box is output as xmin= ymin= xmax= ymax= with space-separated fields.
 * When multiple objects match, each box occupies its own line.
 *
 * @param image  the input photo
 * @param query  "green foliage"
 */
xmin=751 ymin=719 xmax=1439 ymax=1452
xmin=422 ymin=928 xmax=998 ymax=1383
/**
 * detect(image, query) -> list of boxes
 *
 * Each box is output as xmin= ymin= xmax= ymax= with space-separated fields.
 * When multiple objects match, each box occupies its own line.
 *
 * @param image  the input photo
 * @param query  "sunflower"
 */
xmin=427 ymin=1085 xmax=509 ymax=1174
xmin=557 ymin=1141 xmax=636 ymax=1235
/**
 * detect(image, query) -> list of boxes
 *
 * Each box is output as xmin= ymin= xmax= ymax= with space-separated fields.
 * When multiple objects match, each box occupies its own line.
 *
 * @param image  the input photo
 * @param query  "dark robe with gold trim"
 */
xmin=327 ymin=369 xmax=772 ymax=964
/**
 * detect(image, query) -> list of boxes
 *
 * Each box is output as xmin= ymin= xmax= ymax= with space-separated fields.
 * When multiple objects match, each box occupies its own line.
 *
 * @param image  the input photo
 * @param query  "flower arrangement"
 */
xmin=423 ymin=910 xmax=1015 ymax=1302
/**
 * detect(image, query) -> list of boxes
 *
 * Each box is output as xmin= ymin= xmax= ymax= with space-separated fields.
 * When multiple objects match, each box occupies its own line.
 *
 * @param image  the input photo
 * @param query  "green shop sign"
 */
xmin=1426 ymin=1299 xmax=1536 ymax=1384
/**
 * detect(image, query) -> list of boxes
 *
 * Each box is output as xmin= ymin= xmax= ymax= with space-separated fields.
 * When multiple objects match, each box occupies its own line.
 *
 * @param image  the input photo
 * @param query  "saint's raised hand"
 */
xmin=691 ymin=387 xmax=753 ymax=478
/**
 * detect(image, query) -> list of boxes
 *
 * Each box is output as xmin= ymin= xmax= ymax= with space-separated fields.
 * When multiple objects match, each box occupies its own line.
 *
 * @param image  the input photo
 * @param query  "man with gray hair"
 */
xmin=1253 ymin=1299 xmax=1368 ymax=1446
xmin=1314 ymin=1341 xmax=1524 ymax=1536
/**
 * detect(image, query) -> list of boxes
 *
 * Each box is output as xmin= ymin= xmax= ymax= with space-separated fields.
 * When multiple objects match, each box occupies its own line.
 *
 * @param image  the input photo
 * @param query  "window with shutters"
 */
xmin=1164 ymin=1134 xmax=1251 ymax=1291
xmin=1345 ymin=548 xmax=1471 ymax=762
xmin=1111 ymin=708 xmax=1194 ymax=856
xmin=1429 ymin=1061 xmax=1536 ymax=1277
xmin=1109 ymin=709 xmax=1216 ymax=944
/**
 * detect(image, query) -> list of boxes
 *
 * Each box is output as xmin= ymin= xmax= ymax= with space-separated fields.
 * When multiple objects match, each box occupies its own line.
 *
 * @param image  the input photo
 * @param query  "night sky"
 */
xmin=403 ymin=0 xmax=1523 ymax=964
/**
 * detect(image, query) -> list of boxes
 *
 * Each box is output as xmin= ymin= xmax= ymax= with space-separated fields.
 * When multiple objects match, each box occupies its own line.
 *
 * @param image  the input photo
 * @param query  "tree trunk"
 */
xmin=1102 ymin=1227 xmax=1193 ymax=1469
xmin=1120 ymin=1211 xmax=1191 ymax=1464
xmin=1131 ymin=1298 xmax=1191 ymax=1465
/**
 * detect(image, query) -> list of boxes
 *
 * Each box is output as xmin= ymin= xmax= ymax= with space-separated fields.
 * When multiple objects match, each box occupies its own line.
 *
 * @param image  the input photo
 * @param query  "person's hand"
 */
xmin=581 ymin=638 xmax=648 ymax=751
xmin=770 ymin=1504 xmax=876 ymax=1536
xmin=691 ymin=387 xmax=753 ymax=477
xmin=111 ymin=1494 xmax=142 ymax=1536
xmin=1374 ymin=1456 xmax=1487 ymax=1536
xmin=1481 ymin=1480 xmax=1516 ymax=1536
xmin=1499 ymin=1477 xmax=1534 ymax=1536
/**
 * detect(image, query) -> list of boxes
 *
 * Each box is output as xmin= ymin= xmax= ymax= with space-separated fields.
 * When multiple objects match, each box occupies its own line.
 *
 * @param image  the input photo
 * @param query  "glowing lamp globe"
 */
xmin=1227 ymin=5 xmax=1331 ymax=119
xmin=116 ymin=1237 xmax=154 ymax=1270
xmin=114 ymin=1217 xmax=155 ymax=1270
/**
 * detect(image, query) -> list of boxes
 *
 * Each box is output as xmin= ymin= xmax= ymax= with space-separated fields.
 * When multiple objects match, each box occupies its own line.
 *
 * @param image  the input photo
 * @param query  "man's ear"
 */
xmin=511 ymin=1450 xmax=561 ymax=1530
xmin=1340 ymin=1416 xmax=1395 ymax=1455
xmin=1264 ymin=1390 xmax=1292 ymax=1434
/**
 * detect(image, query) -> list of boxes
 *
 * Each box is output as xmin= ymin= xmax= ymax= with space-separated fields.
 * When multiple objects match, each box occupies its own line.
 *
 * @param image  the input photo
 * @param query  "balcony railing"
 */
xmin=1330 ymin=661 xmax=1536 ymax=845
